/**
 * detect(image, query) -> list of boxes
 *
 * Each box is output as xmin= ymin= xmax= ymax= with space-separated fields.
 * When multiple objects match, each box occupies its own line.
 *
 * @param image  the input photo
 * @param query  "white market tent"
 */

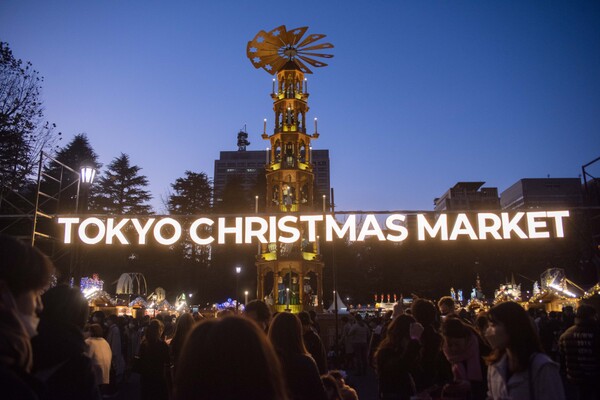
xmin=327 ymin=292 xmax=349 ymax=314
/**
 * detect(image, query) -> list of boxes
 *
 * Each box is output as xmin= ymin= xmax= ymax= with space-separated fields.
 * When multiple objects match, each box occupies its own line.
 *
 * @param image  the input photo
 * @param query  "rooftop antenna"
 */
xmin=237 ymin=125 xmax=250 ymax=152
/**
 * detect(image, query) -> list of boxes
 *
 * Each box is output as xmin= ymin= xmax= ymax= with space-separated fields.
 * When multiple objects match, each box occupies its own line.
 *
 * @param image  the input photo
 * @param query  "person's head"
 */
xmin=91 ymin=310 xmax=105 ymax=325
xmin=173 ymin=313 xmax=195 ymax=340
xmin=411 ymin=298 xmax=437 ymax=326
xmin=321 ymin=374 xmax=342 ymax=400
xmin=106 ymin=313 xmax=118 ymax=327
xmin=297 ymin=311 xmax=312 ymax=333
xmin=438 ymin=296 xmax=455 ymax=317
xmin=575 ymin=304 xmax=597 ymax=323
xmin=475 ymin=312 xmax=488 ymax=336
xmin=144 ymin=319 xmax=164 ymax=343
xmin=485 ymin=301 xmax=542 ymax=368
xmin=39 ymin=284 xmax=89 ymax=331
xmin=441 ymin=317 xmax=473 ymax=355
xmin=243 ymin=300 xmax=271 ymax=331
xmin=174 ymin=316 xmax=288 ymax=400
xmin=563 ymin=305 xmax=574 ymax=315
xmin=268 ymin=311 xmax=307 ymax=359
xmin=0 ymin=235 xmax=54 ymax=323
xmin=376 ymin=314 xmax=415 ymax=356
xmin=88 ymin=323 xmax=104 ymax=338
xmin=354 ymin=313 xmax=365 ymax=326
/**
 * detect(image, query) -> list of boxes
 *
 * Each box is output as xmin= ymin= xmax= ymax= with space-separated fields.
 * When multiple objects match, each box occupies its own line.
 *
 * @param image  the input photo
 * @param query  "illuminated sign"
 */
xmin=57 ymin=211 xmax=570 ymax=246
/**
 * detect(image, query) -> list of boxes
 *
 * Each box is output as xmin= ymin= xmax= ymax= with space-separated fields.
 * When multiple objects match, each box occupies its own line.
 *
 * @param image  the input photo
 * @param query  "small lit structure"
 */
xmin=527 ymin=268 xmax=582 ymax=312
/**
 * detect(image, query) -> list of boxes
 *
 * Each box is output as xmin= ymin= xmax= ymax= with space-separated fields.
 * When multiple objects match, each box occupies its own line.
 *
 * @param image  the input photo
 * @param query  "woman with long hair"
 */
xmin=136 ymin=319 xmax=171 ymax=400
xmin=268 ymin=312 xmax=327 ymax=400
xmin=174 ymin=316 xmax=288 ymax=400
xmin=374 ymin=314 xmax=423 ymax=400
xmin=485 ymin=301 xmax=565 ymax=399
xmin=168 ymin=312 xmax=195 ymax=371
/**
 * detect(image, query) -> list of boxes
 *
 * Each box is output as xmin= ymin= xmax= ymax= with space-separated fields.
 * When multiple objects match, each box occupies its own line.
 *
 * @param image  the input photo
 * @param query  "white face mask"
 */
xmin=19 ymin=313 xmax=40 ymax=338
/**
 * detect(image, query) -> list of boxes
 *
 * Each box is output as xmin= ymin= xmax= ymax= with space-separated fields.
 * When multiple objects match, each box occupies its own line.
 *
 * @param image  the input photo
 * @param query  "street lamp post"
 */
xmin=235 ymin=266 xmax=241 ymax=311
xmin=72 ymin=163 xmax=96 ymax=285
xmin=244 ymin=290 xmax=249 ymax=305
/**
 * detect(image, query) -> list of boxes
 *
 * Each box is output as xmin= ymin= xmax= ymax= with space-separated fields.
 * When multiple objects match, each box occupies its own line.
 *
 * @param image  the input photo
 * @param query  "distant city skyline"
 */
xmin=2 ymin=1 xmax=599 ymax=213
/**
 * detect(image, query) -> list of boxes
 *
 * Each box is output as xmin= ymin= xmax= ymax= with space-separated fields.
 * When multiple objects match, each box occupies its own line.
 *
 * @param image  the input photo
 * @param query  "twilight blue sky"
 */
xmin=2 ymin=1 xmax=599 ymax=213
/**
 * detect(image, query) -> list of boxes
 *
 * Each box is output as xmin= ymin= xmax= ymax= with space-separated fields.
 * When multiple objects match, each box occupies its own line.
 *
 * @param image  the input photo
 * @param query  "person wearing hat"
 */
xmin=559 ymin=304 xmax=600 ymax=400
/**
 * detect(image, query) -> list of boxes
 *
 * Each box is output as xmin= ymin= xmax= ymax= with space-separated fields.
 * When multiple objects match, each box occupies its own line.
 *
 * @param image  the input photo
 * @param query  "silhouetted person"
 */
xmin=243 ymin=299 xmax=272 ymax=332
xmin=169 ymin=313 xmax=195 ymax=372
xmin=31 ymin=284 xmax=100 ymax=400
xmin=438 ymin=296 xmax=456 ymax=320
xmin=0 ymin=234 xmax=54 ymax=399
xmin=559 ymin=304 xmax=600 ymax=400
xmin=374 ymin=315 xmax=423 ymax=400
xmin=298 ymin=311 xmax=328 ymax=374
xmin=321 ymin=374 xmax=342 ymax=400
xmin=174 ymin=316 xmax=289 ymax=400
xmin=136 ymin=319 xmax=171 ymax=400
xmin=411 ymin=298 xmax=452 ymax=394
xmin=269 ymin=312 xmax=327 ymax=400
xmin=347 ymin=313 xmax=370 ymax=376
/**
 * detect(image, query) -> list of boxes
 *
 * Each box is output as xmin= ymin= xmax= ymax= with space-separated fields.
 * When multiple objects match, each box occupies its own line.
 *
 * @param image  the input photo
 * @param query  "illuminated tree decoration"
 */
xmin=246 ymin=25 xmax=334 ymax=75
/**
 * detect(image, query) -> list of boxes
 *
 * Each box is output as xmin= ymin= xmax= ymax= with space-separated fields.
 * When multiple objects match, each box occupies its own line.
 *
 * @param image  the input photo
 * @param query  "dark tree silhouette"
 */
xmin=91 ymin=153 xmax=152 ymax=214
xmin=41 ymin=133 xmax=101 ymax=214
xmin=167 ymin=171 xmax=212 ymax=215
xmin=165 ymin=171 xmax=213 ymax=299
xmin=0 ymin=42 xmax=59 ymax=191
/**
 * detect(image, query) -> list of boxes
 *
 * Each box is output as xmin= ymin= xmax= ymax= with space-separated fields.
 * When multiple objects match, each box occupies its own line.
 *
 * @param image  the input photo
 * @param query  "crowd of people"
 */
xmin=1 ymin=234 xmax=599 ymax=400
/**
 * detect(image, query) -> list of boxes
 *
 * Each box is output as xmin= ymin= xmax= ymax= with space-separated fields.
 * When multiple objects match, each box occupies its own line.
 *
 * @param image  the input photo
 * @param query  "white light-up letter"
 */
xmin=299 ymin=215 xmax=323 ymax=242
xmin=269 ymin=216 xmax=277 ymax=243
xmin=526 ymin=211 xmax=549 ymax=239
xmin=190 ymin=218 xmax=214 ymax=245
xmin=218 ymin=217 xmax=243 ymax=244
xmin=79 ymin=217 xmax=106 ymax=245
xmin=449 ymin=214 xmax=478 ymax=240
xmin=501 ymin=212 xmax=528 ymax=239
xmin=478 ymin=213 xmax=502 ymax=239
xmin=386 ymin=214 xmax=408 ymax=242
xmin=58 ymin=217 xmax=80 ymax=244
xmin=357 ymin=214 xmax=386 ymax=241
xmin=325 ymin=215 xmax=356 ymax=242
xmin=154 ymin=218 xmax=182 ymax=245
xmin=131 ymin=218 xmax=156 ymax=245
xmin=245 ymin=217 xmax=269 ymax=244
xmin=106 ymin=218 xmax=130 ymax=244
xmin=546 ymin=210 xmax=569 ymax=238
xmin=417 ymin=214 xmax=448 ymax=241
xmin=278 ymin=216 xmax=300 ymax=243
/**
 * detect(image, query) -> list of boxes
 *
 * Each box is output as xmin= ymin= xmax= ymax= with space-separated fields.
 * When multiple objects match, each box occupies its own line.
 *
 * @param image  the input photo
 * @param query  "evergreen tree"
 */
xmin=41 ymin=133 xmax=100 ymax=213
xmin=91 ymin=153 xmax=152 ymax=214
xmin=166 ymin=171 xmax=213 ymax=297
xmin=167 ymin=171 xmax=212 ymax=215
